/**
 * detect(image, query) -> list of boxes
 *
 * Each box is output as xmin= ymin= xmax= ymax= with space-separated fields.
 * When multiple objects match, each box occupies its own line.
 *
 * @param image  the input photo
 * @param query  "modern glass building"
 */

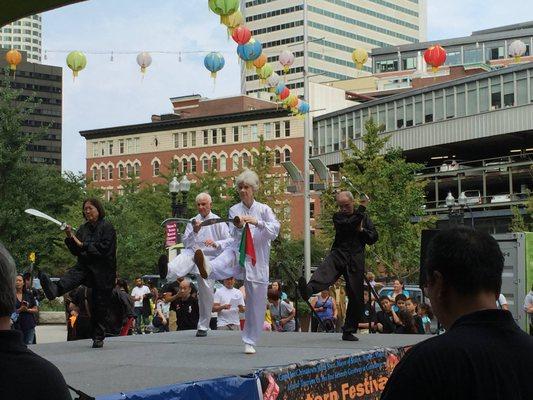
xmin=242 ymin=0 xmax=427 ymax=97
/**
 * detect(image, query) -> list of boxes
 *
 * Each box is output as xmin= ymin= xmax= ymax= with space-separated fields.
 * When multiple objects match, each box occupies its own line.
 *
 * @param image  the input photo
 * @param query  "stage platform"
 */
xmin=32 ymin=330 xmax=428 ymax=399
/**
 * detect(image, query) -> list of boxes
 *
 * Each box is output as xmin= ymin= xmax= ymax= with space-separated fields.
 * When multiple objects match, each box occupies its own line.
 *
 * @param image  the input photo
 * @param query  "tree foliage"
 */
xmin=318 ymin=119 xmax=434 ymax=282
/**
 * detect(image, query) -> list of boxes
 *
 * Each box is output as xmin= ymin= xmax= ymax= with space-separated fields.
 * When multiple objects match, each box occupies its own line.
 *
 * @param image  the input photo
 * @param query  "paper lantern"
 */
xmin=279 ymin=87 xmax=290 ymax=100
xmin=136 ymin=52 xmax=152 ymax=74
xmin=208 ymin=0 xmax=240 ymax=24
xmin=253 ymin=53 xmax=267 ymax=69
xmin=267 ymin=72 xmax=281 ymax=91
xmin=5 ymin=49 xmax=21 ymax=71
xmin=274 ymin=82 xmax=286 ymax=95
xmin=285 ymin=94 xmax=299 ymax=109
xmin=257 ymin=63 xmax=273 ymax=83
xmin=351 ymin=48 xmax=368 ymax=70
xmin=231 ymin=26 xmax=251 ymax=45
xmin=237 ymin=38 xmax=262 ymax=69
xmin=223 ymin=9 xmax=243 ymax=35
xmin=66 ymin=51 xmax=87 ymax=79
xmin=424 ymin=45 xmax=446 ymax=73
xmin=508 ymin=40 xmax=527 ymax=62
xmin=204 ymin=52 xmax=225 ymax=78
xmin=279 ymin=50 xmax=294 ymax=73
xmin=298 ymin=101 xmax=310 ymax=114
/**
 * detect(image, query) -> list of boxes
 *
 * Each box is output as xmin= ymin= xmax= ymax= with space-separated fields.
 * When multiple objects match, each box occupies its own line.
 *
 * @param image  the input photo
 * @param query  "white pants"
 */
xmin=208 ymin=250 xmax=268 ymax=346
xmin=167 ymin=250 xmax=214 ymax=332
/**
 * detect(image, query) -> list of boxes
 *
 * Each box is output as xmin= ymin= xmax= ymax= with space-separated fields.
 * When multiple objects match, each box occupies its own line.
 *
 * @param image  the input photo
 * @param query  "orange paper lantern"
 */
xmin=5 ymin=49 xmax=22 ymax=71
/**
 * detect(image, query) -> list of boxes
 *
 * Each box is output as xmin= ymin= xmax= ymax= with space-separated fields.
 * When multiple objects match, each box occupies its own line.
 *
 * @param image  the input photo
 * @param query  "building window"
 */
xmin=242 ymin=126 xmax=249 ymax=142
xmin=100 ymin=141 xmax=106 ymax=156
xmin=119 ymin=139 xmax=125 ymax=154
xmin=100 ymin=166 xmax=106 ymax=180
xmin=274 ymin=150 xmax=281 ymax=165
xmin=92 ymin=167 xmax=98 ymax=181
xmin=232 ymin=154 xmax=239 ymax=170
xmin=92 ymin=142 xmax=99 ymax=157
xmin=211 ymin=156 xmax=217 ymax=170
xmin=264 ymin=123 xmax=272 ymax=140
xmin=126 ymin=139 xmax=133 ymax=153
xmin=108 ymin=165 xmax=113 ymax=180
xmin=284 ymin=121 xmax=290 ymax=137
xmin=134 ymin=138 xmax=140 ymax=153
xmin=182 ymin=132 xmax=188 ymax=148
xmin=126 ymin=163 xmax=133 ymax=177
xmin=203 ymin=130 xmax=209 ymax=145
xmin=275 ymin=122 xmax=281 ymax=138
xmin=376 ymin=59 xmax=398 ymax=73
xmin=284 ymin=149 xmax=291 ymax=162
xmin=233 ymin=126 xmax=239 ymax=142
xmin=182 ymin=159 xmax=188 ymax=173
xmin=491 ymin=78 xmax=502 ymax=110
xmin=153 ymin=161 xmax=160 ymax=176
xmin=191 ymin=158 xmax=197 ymax=172
xmin=402 ymin=57 xmax=416 ymax=70
xmin=118 ymin=164 xmax=125 ymax=178
xmin=134 ymin=162 xmax=140 ymax=177
xmin=212 ymin=129 xmax=218 ymax=144
xmin=220 ymin=155 xmax=227 ymax=171
xmin=251 ymin=124 xmax=258 ymax=141
xmin=174 ymin=133 xmax=180 ymax=148
xmin=201 ymin=157 xmax=208 ymax=172
xmin=242 ymin=153 xmax=250 ymax=168
xmin=108 ymin=141 xmax=113 ymax=155
xmin=221 ymin=128 xmax=226 ymax=143
xmin=486 ymin=46 xmax=504 ymax=61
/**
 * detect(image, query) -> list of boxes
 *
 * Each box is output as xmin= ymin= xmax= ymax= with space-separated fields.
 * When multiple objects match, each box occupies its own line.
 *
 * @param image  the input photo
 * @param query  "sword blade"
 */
xmin=25 ymin=209 xmax=64 ymax=227
xmin=160 ymin=217 xmax=192 ymax=227
xmin=200 ymin=216 xmax=240 ymax=227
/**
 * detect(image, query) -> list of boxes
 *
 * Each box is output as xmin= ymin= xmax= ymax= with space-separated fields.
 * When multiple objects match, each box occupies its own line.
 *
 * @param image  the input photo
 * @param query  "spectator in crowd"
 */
xmin=174 ymin=278 xmax=199 ymax=331
xmin=417 ymin=303 xmax=434 ymax=334
xmin=148 ymin=282 xmax=159 ymax=309
xmin=23 ymin=272 xmax=44 ymax=304
xmin=131 ymin=277 xmax=151 ymax=334
xmin=358 ymin=288 xmax=378 ymax=334
xmin=393 ymin=293 xmax=407 ymax=313
xmin=376 ymin=295 xmax=398 ymax=333
xmin=496 ymin=293 xmax=509 ymax=310
xmin=110 ymin=279 xmax=134 ymax=336
xmin=263 ymin=304 xmax=273 ymax=331
xmin=366 ymin=272 xmax=377 ymax=288
xmin=310 ymin=289 xmax=337 ymax=332
xmin=395 ymin=310 xmax=419 ymax=334
xmin=0 ymin=243 xmax=72 ymax=399
xmin=13 ymin=274 xmax=38 ymax=345
xmin=405 ymin=298 xmax=425 ymax=334
xmin=270 ymin=280 xmax=288 ymax=302
xmin=213 ymin=277 xmax=245 ymax=330
xmin=151 ymin=294 xmax=170 ymax=333
xmin=65 ymin=285 xmax=92 ymax=341
xmin=161 ymin=276 xmax=198 ymax=331
xmin=268 ymin=289 xmax=295 ymax=332
xmin=388 ymin=279 xmax=410 ymax=301
xmin=524 ymin=284 xmax=533 ymax=336
xmin=381 ymin=227 xmax=533 ymax=400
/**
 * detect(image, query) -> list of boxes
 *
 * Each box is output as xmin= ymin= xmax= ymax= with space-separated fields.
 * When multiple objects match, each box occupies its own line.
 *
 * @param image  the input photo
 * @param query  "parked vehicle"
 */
xmin=491 ymin=194 xmax=511 ymax=203
xmin=439 ymin=159 xmax=459 ymax=172
xmin=461 ymin=190 xmax=482 ymax=205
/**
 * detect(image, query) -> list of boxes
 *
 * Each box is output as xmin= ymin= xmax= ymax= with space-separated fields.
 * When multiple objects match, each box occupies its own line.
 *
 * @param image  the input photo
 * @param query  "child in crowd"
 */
xmin=417 ymin=303 xmax=434 ymax=334
xmin=394 ymin=294 xmax=407 ymax=313
xmin=405 ymin=298 xmax=425 ymax=334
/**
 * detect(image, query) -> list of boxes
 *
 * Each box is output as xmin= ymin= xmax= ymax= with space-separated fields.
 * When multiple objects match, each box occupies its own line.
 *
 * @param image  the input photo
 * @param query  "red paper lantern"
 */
xmin=424 ymin=45 xmax=447 ymax=73
xmin=279 ymin=87 xmax=290 ymax=100
xmin=232 ymin=26 xmax=251 ymax=45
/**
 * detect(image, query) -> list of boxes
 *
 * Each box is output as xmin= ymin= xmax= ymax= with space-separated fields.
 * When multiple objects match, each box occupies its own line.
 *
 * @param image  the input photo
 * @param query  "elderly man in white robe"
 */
xmin=160 ymin=192 xmax=231 ymax=337
xmin=194 ymin=170 xmax=280 ymax=354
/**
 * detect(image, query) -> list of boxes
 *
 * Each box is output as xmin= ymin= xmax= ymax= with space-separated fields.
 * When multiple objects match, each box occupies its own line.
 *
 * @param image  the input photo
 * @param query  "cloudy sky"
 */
xmin=40 ymin=0 xmax=533 ymax=173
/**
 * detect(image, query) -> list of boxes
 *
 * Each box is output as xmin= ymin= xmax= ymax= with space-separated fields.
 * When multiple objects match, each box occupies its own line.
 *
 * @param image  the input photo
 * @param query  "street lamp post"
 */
xmin=168 ymin=175 xmax=191 ymax=218
xmin=446 ymin=191 xmax=465 ymax=227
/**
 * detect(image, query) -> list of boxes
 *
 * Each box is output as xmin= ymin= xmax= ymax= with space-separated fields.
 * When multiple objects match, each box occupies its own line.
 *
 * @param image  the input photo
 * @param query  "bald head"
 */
xmin=336 ymin=191 xmax=355 ymax=214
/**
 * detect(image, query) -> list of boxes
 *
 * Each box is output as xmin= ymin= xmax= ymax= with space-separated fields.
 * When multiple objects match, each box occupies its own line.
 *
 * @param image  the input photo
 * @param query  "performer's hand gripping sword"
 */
xmin=25 ymin=209 xmax=68 ymax=230
xmin=341 ymin=176 xmax=370 ymax=201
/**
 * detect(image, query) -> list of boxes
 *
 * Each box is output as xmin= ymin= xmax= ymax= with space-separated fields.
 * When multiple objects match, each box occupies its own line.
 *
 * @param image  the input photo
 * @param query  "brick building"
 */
xmin=81 ymin=94 xmax=318 ymax=238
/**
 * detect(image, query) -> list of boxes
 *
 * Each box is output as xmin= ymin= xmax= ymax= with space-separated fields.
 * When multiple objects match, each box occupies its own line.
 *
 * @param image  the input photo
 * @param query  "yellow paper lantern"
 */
xmin=351 ymin=48 xmax=368 ymax=70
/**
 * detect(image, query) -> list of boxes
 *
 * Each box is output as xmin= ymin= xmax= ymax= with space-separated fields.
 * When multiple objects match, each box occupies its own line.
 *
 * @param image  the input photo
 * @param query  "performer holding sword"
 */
xmin=159 ymin=192 xmax=233 ymax=337
xmin=35 ymin=198 xmax=117 ymax=349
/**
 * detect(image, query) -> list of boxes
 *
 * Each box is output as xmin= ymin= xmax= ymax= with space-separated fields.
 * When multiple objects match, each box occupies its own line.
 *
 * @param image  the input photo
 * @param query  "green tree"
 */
xmin=319 ymin=118 xmax=434 ymax=281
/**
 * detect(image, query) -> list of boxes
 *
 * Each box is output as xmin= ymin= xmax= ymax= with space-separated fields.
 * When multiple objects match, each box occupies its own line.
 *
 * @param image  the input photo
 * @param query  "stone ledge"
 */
xmin=38 ymin=311 xmax=66 ymax=324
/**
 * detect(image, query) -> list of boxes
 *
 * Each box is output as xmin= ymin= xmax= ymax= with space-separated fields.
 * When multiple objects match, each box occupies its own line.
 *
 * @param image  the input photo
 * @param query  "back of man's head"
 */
xmin=0 ymin=243 xmax=16 ymax=318
xmin=425 ymin=227 xmax=503 ymax=296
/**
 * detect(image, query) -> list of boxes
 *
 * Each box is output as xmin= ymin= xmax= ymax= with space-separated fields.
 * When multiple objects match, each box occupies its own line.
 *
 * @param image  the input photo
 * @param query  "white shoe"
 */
xmin=244 ymin=344 xmax=256 ymax=354
xmin=193 ymin=249 xmax=211 ymax=279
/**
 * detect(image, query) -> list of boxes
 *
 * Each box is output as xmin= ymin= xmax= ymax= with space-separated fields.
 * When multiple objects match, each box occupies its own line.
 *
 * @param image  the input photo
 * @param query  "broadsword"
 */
xmin=25 ymin=208 xmax=68 ymax=230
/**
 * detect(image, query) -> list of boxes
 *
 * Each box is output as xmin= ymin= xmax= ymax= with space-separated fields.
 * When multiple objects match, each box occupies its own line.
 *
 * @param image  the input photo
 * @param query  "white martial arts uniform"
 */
xmin=167 ymin=211 xmax=231 ymax=331
xmin=209 ymin=200 xmax=280 ymax=346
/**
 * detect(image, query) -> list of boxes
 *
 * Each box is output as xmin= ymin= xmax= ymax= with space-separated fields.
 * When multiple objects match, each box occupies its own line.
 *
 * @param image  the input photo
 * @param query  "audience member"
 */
xmin=0 ymin=243 xmax=72 ymax=399
xmin=358 ymin=289 xmax=377 ymax=333
xmin=131 ymin=277 xmax=151 ymax=334
xmin=110 ymin=279 xmax=135 ymax=336
xmin=161 ymin=276 xmax=198 ymax=331
xmin=270 ymin=280 xmax=288 ymax=302
xmin=395 ymin=310 xmax=418 ymax=334
xmin=405 ymin=298 xmax=425 ymax=334
xmin=174 ymin=278 xmax=199 ymax=331
xmin=13 ymin=274 xmax=38 ymax=344
xmin=310 ymin=289 xmax=337 ymax=332
xmin=65 ymin=285 xmax=92 ymax=341
xmin=213 ymin=277 xmax=245 ymax=330
xmin=376 ymin=295 xmax=398 ymax=333
xmin=388 ymin=279 xmax=410 ymax=301
xmin=268 ymin=289 xmax=295 ymax=332
xmin=381 ymin=227 xmax=533 ymax=399
xmin=417 ymin=303 xmax=433 ymax=334
xmin=496 ymin=293 xmax=509 ymax=310
xmin=393 ymin=293 xmax=407 ymax=313
xmin=524 ymin=284 xmax=533 ymax=336
xmin=151 ymin=294 xmax=170 ymax=333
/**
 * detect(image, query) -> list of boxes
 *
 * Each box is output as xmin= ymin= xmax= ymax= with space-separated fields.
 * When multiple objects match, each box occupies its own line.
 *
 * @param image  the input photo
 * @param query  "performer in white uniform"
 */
xmin=165 ymin=192 xmax=232 ymax=337
xmin=194 ymin=170 xmax=280 ymax=354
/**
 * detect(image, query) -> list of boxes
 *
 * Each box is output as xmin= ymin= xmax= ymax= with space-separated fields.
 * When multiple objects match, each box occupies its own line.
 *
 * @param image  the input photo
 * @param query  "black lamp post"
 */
xmin=169 ymin=175 xmax=191 ymax=218
xmin=446 ymin=191 xmax=466 ymax=227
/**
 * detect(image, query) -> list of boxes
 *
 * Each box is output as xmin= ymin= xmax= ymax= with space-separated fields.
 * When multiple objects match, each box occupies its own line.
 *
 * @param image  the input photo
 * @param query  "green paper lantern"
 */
xmin=66 ymin=50 xmax=87 ymax=78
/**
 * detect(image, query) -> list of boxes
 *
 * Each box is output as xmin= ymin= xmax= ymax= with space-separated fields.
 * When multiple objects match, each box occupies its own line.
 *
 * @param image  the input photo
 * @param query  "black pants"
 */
xmin=57 ymin=266 xmax=112 ymax=342
xmin=306 ymin=250 xmax=364 ymax=334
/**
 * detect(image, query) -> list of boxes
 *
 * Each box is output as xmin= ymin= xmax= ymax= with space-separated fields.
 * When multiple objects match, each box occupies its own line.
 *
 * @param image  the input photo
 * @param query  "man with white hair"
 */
xmin=194 ymin=170 xmax=280 ymax=354
xmin=0 ymin=243 xmax=72 ymax=399
xmin=160 ymin=192 xmax=231 ymax=337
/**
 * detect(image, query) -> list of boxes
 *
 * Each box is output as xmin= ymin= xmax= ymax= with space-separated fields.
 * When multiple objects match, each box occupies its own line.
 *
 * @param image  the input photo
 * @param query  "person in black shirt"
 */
xmin=376 ymin=295 xmax=397 ymax=334
xmin=162 ymin=277 xmax=199 ymax=331
xmin=381 ymin=227 xmax=533 ymax=400
xmin=299 ymin=191 xmax=378 ymax=341
xmin=0 ymin=243 xmax=72 ymax=400
xmin=39 ymin=198 xmax=117 ymax=349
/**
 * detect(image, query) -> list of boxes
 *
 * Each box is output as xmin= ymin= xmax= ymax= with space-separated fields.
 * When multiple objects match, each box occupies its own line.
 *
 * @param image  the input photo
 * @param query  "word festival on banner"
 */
xmin=260 ymin=347 xmax=410 ymax=400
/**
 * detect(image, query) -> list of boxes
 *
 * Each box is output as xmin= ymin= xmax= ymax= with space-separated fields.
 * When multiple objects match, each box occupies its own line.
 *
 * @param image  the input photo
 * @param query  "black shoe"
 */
xmin=92 ymin=339 xmax=104 ymax=348
xmin=298 ymin=276 xmax=311 ymax=300
xmin=158 ymin=254 xmax=168 ymax=280
xmin=342 ymin=332 xmax=359 ymax=342
xmin=38 ymin=271 xmax=58 ymax=300
xmin=196 ymin=330 xmax=207 ymax=337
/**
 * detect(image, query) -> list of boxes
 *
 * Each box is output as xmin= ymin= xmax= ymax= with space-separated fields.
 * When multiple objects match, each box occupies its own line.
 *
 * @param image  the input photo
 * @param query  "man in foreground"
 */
xmin=381 ymin=227 xmax=533 ymax=399
xmin=0 ymin=243 xmax=72 ymax=399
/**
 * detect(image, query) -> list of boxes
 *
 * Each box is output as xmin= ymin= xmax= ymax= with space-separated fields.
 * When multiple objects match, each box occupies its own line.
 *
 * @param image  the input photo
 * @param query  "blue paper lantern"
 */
xmin=237 ymin=38 xmax=262 ymax=68
xmin=298 ymin=101 xmax=310 ymax=114
xmin=274 ymin=82 xmax=286 ymax=95
xmin=204 ymin=52 xmax=225 ymax=78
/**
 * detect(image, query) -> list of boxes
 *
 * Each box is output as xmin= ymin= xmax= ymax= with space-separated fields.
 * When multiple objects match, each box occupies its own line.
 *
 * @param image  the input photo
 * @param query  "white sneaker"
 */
xmin=244 ymin=344 xmax=256 ymax=354
xmin=193 ymin=249 xmax=212 ymax=279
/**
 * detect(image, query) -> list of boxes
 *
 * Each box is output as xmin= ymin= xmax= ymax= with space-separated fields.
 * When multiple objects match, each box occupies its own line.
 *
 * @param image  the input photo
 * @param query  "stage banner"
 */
xmin=165 ymin=222 xmax=178 ymax=247
xmin=259 ymin=347 xmax=410 ymax=400
xmin=97 ymin=374 xmax=261 ymax=400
